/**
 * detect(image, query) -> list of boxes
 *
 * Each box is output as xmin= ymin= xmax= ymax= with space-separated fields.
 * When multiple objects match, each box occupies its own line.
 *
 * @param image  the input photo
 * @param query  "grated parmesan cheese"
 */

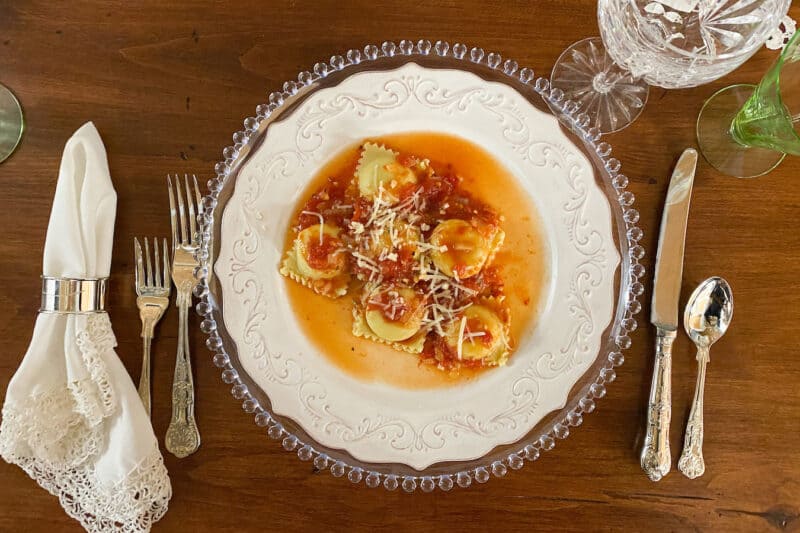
xmin=417 ymin=255 xmax=477 ymax=337
xmin=301 ymin=211 xmax=326 ymax=245
xmin=456 ymin=316 xmax=467 ymax=360
xmin=465 ymin=330 xmax=486 ymax=345
xmin=350 ymin=221 xmax=365 ymax=235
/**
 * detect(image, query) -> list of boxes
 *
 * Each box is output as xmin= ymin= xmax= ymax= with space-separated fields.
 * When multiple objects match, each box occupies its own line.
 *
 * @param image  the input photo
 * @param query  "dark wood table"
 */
xmin=1 ymin=2 xmax=798 ymax=531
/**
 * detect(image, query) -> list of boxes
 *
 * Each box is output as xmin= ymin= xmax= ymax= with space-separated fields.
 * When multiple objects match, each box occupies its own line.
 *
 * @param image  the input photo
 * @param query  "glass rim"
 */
xmin=697 ymin=83 xmax=787 ymax=178
xmin=599 ymin=0 xmax=792 ymax=62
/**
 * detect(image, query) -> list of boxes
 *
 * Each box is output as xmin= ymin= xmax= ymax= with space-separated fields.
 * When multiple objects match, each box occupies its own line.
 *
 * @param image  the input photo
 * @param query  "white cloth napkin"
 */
xmin=0 ymin=122 xmax=171 ymax=532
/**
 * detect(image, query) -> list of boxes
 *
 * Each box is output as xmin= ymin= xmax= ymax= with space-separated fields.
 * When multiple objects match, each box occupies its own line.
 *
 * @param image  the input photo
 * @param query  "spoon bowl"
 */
xmin=684 ymin=277 xmax=734 ymax=350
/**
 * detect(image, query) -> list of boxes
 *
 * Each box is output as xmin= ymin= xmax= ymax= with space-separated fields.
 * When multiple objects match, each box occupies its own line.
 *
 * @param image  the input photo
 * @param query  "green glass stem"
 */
xmin=730 ymin=76 xmax=800 ymax=156
xmin=697 ymin=31 xmax=800 ymax=177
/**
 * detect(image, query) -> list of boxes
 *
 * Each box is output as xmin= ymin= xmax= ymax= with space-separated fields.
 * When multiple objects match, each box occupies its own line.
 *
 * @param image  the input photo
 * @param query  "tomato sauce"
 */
xmin=305 ymin=233 xmax=344 ymax=272
xmin=283 ymin=132 xmax=548 ymax=389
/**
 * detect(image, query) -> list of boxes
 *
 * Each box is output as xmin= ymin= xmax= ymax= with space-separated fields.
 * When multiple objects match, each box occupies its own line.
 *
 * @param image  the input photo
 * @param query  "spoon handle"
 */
xmin=679 ymin=346 xmax=709 ymax=479
xmin=641 ymin=327 xmax=675 ymax=481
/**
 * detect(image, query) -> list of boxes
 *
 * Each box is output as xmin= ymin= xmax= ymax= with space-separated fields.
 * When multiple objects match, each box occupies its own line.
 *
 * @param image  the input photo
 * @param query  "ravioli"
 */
xmin=440 ymin=303 xmax=511 ymax=366
xmin=356 ymin=143 xmax=418 ymax=202
xmin=352 ymin=286 xmax=427 ymax=353
xmin=363 ymin=285 xmax=426 ymax=341
xmin=429 ymin=219 xmax=505 ymax=279
xmin=280 ymin=223 xmax=349 ymax=297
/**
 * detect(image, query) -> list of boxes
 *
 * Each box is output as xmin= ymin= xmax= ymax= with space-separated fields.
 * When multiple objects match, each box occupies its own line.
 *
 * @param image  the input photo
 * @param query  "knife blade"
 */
xmin=641 ymin=147 xmax=697 ymax=482
xmin=651 ymin=147 xmax=698 ymax=329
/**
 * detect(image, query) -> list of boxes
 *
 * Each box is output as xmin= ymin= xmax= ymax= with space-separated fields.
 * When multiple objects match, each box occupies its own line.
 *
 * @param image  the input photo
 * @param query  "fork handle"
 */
xmin=165 ymin=290 xmax=201 ymax=458
xmin=136 ymin=306 xmax=162 ymax=418
xmin=137 ymin=331 xmax=153 ymax=418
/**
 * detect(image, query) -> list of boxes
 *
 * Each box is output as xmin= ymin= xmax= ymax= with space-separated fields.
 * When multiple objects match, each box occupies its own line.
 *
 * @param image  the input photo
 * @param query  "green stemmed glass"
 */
xmin=697 ymin=31 xmax=800 ymax=178
xmin=0 ymin=83 xmax=23 ymax=163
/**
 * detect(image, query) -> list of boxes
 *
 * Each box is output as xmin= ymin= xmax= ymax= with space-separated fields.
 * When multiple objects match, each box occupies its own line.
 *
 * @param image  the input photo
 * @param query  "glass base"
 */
xmin=0 ymin=84 xmax=23 ymax=163
xmin=696 ymin=84 xmax=785 ymax=179
xmin=550 ymin=37 xmax=649 ymax=134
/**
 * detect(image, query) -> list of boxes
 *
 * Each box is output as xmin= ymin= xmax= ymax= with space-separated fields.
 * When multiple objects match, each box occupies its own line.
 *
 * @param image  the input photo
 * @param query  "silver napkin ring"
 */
xmin=40 ymin=276 xmax=108 ymax=313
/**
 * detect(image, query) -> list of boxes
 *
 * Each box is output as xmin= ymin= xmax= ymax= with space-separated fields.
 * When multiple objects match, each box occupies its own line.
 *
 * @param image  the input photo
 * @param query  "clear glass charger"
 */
xmin=195 ymin=40 xmax=645 ymax=492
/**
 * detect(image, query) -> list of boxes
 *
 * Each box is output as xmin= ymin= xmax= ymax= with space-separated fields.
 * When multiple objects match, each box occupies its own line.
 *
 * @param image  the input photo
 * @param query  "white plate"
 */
xmin=214 ymin=63 xmax=620 ymax=469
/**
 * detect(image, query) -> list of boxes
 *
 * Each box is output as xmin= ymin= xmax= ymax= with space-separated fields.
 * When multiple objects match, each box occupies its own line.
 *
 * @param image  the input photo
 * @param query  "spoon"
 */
xmin=678 ymin=276 xmax=734 ymax=479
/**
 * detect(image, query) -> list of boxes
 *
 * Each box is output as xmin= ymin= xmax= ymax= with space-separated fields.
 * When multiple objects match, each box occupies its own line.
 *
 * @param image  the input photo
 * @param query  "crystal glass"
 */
xmin=551 ymin=0 xmax=791 ymax=133
xmin=195 ymin=40 xmax=646 ymax=492
xmin=697 ymin=30 xmax=800 ymax=177
xmin=0 ymin=84 xmax=23 ymax=163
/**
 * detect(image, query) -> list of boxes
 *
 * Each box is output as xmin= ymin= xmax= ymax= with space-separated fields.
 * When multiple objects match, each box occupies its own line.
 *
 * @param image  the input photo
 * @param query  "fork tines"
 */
xmin=134 ymin=237 xmax=171 ymax=293
xmin=167 ymin=174 xmax=203 ymax=250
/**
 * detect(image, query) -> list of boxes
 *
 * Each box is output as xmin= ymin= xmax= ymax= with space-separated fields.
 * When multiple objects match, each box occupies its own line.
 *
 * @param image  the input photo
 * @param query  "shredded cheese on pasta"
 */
xmin=300 ymin=211 xmax=325 ymax=245
xmin=456 ymin=316 xmax=467 ymax=360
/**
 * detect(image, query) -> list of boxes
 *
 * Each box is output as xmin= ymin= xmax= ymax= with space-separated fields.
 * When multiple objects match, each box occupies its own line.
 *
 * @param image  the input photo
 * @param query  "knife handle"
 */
xmin=641 ymin=327 xmax=676 ymax=481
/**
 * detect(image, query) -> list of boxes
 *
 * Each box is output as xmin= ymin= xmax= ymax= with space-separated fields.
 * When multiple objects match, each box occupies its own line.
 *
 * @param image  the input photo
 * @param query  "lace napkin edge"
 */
xmin=3 ymin=442 xmax=171 ymax=533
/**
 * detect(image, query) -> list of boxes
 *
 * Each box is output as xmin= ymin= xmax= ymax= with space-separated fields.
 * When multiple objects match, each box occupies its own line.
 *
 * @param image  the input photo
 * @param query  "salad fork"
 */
xmin=134 ymin=237 xmax=171 ymax=418
xmin=165 ymin=174 xmax=203 ymax=458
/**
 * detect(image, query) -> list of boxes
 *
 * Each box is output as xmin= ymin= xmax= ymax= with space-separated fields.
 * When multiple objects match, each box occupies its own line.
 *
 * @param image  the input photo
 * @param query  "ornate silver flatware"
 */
xmin=165 ymin=174 xmax=203 ymax=458
xmin=134 ymin=237 xmax=170 ymax=418
xmin=641 ymin=148 xmax=697 ymax=481
xmin=678 ymin=276 xmax=733 ymax=479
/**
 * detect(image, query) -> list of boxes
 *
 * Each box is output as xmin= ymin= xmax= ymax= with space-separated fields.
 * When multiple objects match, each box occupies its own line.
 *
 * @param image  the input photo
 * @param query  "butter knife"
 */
xmin=640 ymin=148 xmax=698 ymax=482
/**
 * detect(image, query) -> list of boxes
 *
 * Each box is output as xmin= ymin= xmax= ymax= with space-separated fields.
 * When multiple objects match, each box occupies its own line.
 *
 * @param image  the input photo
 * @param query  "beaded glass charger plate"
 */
xmin=197 ymin=41 xmax=644 ymax=492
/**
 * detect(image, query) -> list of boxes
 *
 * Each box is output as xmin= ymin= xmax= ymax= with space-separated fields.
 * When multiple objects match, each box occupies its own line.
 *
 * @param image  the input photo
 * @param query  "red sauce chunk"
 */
xmin=366 ymin=288 xmax=421 ymax=324
xmin=377 ymin=245 xmax=416 ymax=283
xmin=460 ymin=266 xmax=504 ymax=302
xmin=306 ymin=233 xmax=345 ymax=272
xmin=421 ymin=335 xmax=485 ymax=370
xmin=297 ymin=178 xmax=353 ymax=231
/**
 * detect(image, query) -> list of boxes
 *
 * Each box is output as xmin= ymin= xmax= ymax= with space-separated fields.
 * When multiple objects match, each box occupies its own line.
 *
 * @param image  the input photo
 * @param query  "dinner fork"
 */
xmin=165 ymin=174 xmax=203 ymax=458
xmin=134 ymin=237 xmax=171 ymax=418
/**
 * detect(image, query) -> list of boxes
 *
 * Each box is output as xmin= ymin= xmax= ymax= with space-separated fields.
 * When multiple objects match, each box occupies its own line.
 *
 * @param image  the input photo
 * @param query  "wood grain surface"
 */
xmin=0 ymin=1 xmax=798 ymax=531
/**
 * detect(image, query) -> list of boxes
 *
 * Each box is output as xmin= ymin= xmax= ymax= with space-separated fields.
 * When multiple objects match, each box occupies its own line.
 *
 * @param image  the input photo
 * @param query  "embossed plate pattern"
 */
xmin=197 ymin=41 xmax=644 ymax=491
